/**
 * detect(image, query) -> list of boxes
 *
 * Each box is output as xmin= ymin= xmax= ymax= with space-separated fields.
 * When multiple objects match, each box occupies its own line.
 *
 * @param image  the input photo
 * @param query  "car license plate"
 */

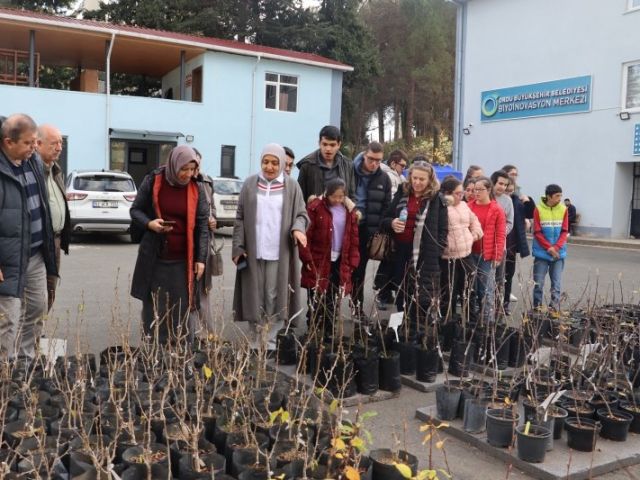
xmin=93 ymin=200 xmax=118 ymax=208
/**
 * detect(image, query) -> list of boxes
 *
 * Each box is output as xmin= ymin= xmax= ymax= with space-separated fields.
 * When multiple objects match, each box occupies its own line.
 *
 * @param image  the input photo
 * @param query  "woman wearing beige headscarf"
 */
xmin=130 ymin=145 xmax=209 ymax=342
xmin=232 ymin=143 xmax=309 ymax=349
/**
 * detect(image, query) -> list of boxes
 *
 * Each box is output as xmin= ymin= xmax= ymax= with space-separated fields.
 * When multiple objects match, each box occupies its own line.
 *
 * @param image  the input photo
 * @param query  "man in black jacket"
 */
xmin=0 ymin=113 xmax=58 ymax=359
xmin=296 ymin=126 xmax=355 ymax=202
xmin=351 ymin=141 xmax=391 ymax=321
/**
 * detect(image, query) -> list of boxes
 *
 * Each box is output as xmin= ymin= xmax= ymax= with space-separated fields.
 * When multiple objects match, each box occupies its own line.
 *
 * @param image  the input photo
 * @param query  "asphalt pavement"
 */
xmin=45 ymin=233 xmax=640 ymax=480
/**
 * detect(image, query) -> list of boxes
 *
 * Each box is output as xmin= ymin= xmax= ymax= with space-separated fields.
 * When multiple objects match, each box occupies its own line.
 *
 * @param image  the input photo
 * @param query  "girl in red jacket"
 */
xmin=468 ymin=176 xmax=506 ymax=324
xmin=299 ymin=179 xmax=360 ymax=339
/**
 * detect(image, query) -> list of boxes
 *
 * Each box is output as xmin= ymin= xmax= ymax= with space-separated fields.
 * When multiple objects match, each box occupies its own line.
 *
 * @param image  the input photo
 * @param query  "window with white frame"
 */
xmin=265 ymin=73 xmax=298 ymax=112
xmin=623 ymin=61 xmax=640 ymax=111
xmin=629 ymin=0 xmax=640 ymax=10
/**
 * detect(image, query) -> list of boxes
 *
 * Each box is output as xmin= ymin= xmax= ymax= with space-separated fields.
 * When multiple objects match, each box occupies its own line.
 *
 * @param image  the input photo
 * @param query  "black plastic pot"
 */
xmin=179 ymin=452 xmax=226 ymax=479
xmin=435 ymin=384 xmax=461 ymax=420
xmin=596 ymin=408 xmax=633 ymax=441
xmin=494 ymin=327 xmax=511 ymax=370
xmin=564 ymin=417 xmax=601 ymax=452
xmin=516 ymin=424 xmax=551 ymax=463
xmin=378 ymin=351 xmax=402 ymax=392
xmin=353 ymin=352 xmax=380 ymax=395
xmin=319 ymin=351 xmax=357 ymax=398
xmin=276 ymin=329 xmax=298 ymax=365
xmin=231 ymin=447 xmax=268 ymax=478
xmin=448 ymin=340 xmax=475 ymax=377
xmin=548 ymin=406 xmax=568 ymax=440
xmin=486 ymin=408 xmax=519 ymax=448
xmin=507 ymin=329 xmax=527 ymax=368
xmin=394 ymin=341 xmax=417 ymax=375
xmin=414 ymin=347 xmax=438 ymax=383
xmin=121 ymin=443 xmax=170 ymax=478
xmin=619 ymin=402 xmax=640 ymax=433
xmin=369 ymin=449 xmax=418 ymax=480
xmin=561 ymin=401 xmax=596 ymax=421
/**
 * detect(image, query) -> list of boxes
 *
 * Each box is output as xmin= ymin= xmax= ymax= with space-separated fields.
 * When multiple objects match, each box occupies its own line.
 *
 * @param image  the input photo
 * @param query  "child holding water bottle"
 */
xmin=381 ymin=159 xmax=448 ymax=331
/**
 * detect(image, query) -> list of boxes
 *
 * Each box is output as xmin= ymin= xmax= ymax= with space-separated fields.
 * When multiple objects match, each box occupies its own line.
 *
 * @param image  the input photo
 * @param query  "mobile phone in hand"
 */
xmin=237 ymin=258 xmax=248 ymax=271
xmin=162 ymin=220 xmax=176 ymax=226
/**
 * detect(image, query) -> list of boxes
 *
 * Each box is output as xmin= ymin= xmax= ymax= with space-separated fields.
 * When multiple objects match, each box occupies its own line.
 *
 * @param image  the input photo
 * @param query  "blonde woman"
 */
xmin=381 ymin=159 xmax=448 ymax=332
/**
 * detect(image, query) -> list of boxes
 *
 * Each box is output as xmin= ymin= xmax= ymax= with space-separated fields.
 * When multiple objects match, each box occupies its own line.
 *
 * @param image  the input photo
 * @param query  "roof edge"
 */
xmin=0 ymin=10 xmax=354 ymax=72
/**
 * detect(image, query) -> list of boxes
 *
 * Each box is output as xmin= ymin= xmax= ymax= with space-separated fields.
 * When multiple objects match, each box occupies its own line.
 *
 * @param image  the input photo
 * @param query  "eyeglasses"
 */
xmin=474 ymin=188 xmax=488 ymax=192
xmin=365 ymin=156 xmax=382 ymax=164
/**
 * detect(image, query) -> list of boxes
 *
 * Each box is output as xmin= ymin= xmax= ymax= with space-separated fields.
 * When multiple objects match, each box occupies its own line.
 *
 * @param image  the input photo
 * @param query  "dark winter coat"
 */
xmin=353 ymin=154 xmax=392 ymax=239
xmin=130 ymin=168 xmax=209 ymax=304
xmin=507 ymin=193 xmax=530 ymax=258
xmin=296 ymin=149 xmax=355 ymax=202
xmin=0 ymin=150 xmax=58 ymax=297
xmin=299 ymin=197 xmax=360 ymax=294
xmin=382 ymin=188 xmax=449 ymax=279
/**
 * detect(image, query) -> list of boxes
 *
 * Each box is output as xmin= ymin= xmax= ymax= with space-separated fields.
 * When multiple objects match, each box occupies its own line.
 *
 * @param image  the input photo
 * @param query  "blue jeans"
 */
xmin=533 ymin=258 xmax=565 ymax=309
xmin=472 ymin=254 xmax=496 ymax=324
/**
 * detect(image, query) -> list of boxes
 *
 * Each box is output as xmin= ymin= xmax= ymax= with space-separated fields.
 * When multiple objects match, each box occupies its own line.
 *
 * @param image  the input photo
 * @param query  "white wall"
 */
xmin=460 ymin=0 xmax=640 ymax=237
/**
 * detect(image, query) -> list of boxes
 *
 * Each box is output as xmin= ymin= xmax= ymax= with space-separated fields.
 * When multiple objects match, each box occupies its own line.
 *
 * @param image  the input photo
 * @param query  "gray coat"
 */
xmin=0 ymin=150 xmax=58 ymax=297
xmin=232 ymin=175 xmax=309 ymax=323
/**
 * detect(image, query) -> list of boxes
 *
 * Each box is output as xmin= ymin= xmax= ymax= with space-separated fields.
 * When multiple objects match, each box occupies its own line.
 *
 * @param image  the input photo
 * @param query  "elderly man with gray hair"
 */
xmin=0 ymin=113 xmax=58 ymax=359
xmin=37 ymin=124 xmax=71 ymax=312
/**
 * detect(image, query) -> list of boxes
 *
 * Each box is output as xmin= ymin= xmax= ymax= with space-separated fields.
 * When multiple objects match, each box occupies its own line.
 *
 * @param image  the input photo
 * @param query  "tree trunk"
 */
xmin=393 ymin=101 xmax=400 ymax=140
xmin=405 ymin=78 xmax=415 ymax=143
xmin=377 ymin=105 xmax=385 ymax=143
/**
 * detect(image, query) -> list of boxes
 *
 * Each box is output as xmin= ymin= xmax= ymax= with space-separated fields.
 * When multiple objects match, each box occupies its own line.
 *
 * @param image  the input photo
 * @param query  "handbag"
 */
xmin=367 ymin=231 xmax=391 ymax=261
xmin=208 ymin=236 xmax=224 ymax=277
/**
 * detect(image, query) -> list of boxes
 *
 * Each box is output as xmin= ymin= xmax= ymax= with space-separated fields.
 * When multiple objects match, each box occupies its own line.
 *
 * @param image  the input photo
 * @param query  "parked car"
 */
xmin=66 ymin=170 xmax=137 ymax=237
xmin=212 ymin=177 xmax=243 ymax=227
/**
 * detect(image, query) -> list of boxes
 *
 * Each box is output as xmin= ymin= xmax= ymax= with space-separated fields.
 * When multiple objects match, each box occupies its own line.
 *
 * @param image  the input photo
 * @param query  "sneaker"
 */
xmin=510 ymin=293 xmax=518 ymax=302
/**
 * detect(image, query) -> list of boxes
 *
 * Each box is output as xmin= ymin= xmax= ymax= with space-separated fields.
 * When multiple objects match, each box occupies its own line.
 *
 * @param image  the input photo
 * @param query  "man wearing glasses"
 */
xmin=351 ymin=141 xmax=391 ymax=322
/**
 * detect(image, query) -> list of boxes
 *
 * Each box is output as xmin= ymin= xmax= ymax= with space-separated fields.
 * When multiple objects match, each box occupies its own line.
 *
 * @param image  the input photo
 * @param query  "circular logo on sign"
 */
xmin=482 ymin=94 xmax=499 ymax=117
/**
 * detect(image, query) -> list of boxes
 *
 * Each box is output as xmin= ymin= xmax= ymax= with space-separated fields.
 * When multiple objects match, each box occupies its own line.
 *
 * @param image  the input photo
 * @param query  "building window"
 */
xmin=265 ymin=73 xmax=298 ymax=112
xmin=629 ymin=0 xmax=640 ymax=11
xmin=623 ymin=61 xmax=640 ymax=111
xmin=221 ymin=145 xmax=236 ymax=177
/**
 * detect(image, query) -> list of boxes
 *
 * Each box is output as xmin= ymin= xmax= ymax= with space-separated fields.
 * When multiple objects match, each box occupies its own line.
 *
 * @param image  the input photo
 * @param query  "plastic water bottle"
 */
xmin=398 ymin=207 xmax=408 ymax=232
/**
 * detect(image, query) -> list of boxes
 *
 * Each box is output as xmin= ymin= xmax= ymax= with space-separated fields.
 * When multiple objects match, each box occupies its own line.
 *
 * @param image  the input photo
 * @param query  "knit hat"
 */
xmin=545 ymin=184 xmax=562 ymax=197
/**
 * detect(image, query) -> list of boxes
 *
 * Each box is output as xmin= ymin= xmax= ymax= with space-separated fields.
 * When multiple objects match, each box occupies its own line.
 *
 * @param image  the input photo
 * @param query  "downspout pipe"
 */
xmin=449 ymin=0 xmax=467 ymax=172
xmin=28 ymin=30 xmax=35 ymax=87
xmin=249 ymin=55 xmax=262 ymax=174
xmin=105 ymin=32 xmax=115 ymax=169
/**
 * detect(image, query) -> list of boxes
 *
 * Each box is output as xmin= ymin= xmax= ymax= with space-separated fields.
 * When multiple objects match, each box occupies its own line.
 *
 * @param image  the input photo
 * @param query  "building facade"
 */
xmin=451 ymin=0 xmax=640 ymax=238
xmin=0 ymin=8 xmax=350 ymax=185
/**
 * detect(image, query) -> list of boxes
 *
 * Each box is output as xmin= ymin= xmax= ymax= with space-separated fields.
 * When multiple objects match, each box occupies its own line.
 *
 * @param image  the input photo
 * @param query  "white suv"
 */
xmin=66 ymin=170 xmax=137 ymax=235
xmin=212 ymin=177 xmax=243 ymax=227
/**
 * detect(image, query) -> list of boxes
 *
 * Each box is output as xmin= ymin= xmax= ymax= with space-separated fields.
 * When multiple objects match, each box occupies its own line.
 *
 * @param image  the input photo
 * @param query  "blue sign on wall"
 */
xmin=635 ymin=124 xmax=640 ymax=156
xmin=481 ymin=76 xmax=592 ymax=122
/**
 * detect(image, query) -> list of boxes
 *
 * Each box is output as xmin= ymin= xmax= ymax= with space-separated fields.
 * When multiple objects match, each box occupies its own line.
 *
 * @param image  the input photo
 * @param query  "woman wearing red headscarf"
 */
xmin=130 ymin=145 xmax=209 ymax=342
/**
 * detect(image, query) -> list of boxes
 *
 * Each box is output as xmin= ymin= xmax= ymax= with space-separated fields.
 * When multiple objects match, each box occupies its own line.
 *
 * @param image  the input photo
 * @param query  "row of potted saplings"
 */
xmin=275 ymin=310 xmax=531 ymax=398
xmin=432 ymin=361 xmax=640 ymax=464
xmin=0 ymin=342 xmax=420 ymax=480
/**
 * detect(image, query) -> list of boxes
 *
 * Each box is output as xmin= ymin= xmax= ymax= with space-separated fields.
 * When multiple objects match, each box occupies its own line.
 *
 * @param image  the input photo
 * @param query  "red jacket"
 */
xmin=299 ymin=197 xmax=360 ymax=294
xmin=468 ymin=199 xmax=506 ymax=262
